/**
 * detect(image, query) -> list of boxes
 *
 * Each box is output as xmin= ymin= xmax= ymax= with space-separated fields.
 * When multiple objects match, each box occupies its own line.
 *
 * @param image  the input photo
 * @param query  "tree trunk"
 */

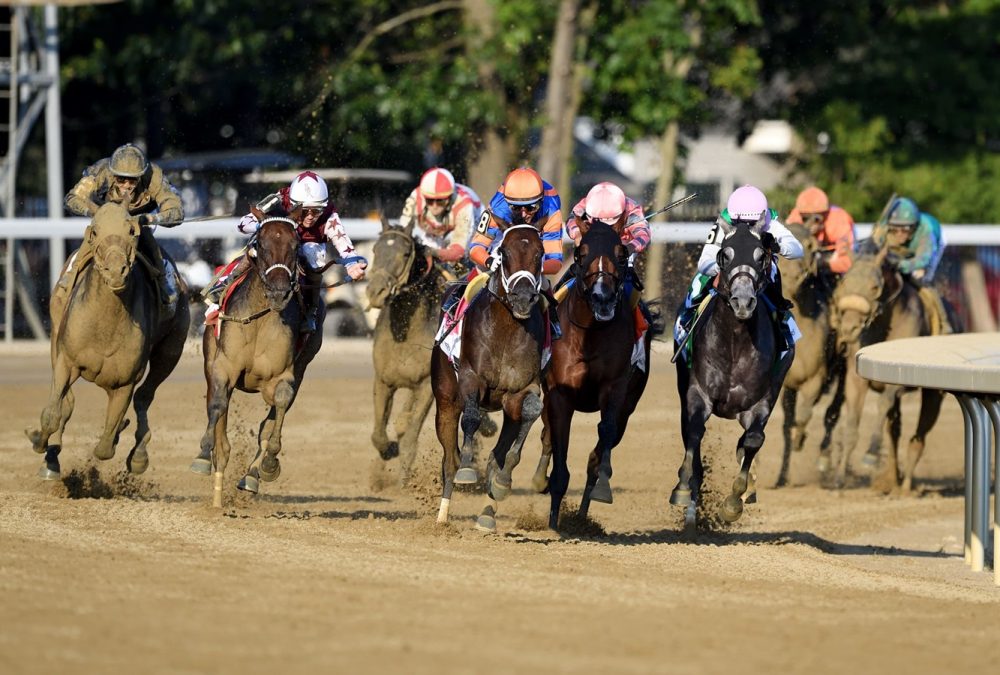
xmin=537 ymin=0 xmax=579 ymax=186
xmin=645 ymin=20 xmax=701 ymax=303
xmin=463 ymin=0 xmax=510 ymax=199
xmin=556 ymin=1 xmax=597 ymax=204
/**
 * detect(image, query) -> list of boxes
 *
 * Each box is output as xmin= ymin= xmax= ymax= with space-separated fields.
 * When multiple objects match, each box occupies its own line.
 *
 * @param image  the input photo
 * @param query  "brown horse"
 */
xmin=531 ymin=222 xmax=656 ymax=529
xmin=432 ymin=224 xmax=546 ymax=533
xmin=193 ymin=211 xmax=323 ymax=507
xmin=366 ymin=216 xmax=496 ymax=484
xmin=775 ymin=225 xmax=845 ymax=486
xmin=829 ymin=247 xmax=944 ymax=493
xmin=26 ymin=202 xmax=190 ymax=478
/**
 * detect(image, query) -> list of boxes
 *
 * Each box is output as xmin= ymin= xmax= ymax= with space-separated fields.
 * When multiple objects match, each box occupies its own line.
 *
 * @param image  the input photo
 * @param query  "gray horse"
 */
xmin=829 ymin=247 xmax=945 ymax=493
xmin=26 ymin=202 xmax=190 ymax=478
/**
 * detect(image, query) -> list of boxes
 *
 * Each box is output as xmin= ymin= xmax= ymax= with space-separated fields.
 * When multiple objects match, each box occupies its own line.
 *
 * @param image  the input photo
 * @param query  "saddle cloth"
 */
xmin=203 ymin=257 xmax=251 ymax=338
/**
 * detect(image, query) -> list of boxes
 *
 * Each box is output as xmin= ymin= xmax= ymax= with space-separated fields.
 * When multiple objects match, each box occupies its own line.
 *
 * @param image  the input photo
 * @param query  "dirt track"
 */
xmin=1 ymin=339 xmax=997 ymax=674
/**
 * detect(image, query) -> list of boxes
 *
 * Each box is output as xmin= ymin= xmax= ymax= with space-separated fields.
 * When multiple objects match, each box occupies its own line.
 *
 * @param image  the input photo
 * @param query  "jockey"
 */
xmin=204 ymin=171 xmax=367 ymax=333
xmin=785 ymin=186 xmax=856 ymax=275
xmin=675 ymin=184 xmax=805 ymax=351
xmin=398 ymin=167 xmax=482 ymax=263
xmin=63 ymin=143 xmax=183 ymax=305
xmin=563 ymin=181 xmax=649 ymax=303
xmin=466 ymin=167 xmax=564 ymax=338
xmin=869 ymin=196 xmax=951 ymax=333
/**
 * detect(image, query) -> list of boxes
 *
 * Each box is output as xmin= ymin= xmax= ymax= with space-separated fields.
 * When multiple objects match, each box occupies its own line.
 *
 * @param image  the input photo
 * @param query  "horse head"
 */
xmin=365 ymin=213 xmax=422 ymax=309
xmin=778 ymin=223 xmax=818 ymax=297
xmin=716 ymin=223 xmax=770 ymax=320
xmin=492 ymin=224 xmax=543 ymax=320
xmin=249 ymin=207 xmax=299 ymax=312
xmin=89 ymin=202 xmax=140 ymax=292
xmin=832 ymin=246 xmax=901 ymax=345
xmin=573 ymin=221 xmax=628 ymax=321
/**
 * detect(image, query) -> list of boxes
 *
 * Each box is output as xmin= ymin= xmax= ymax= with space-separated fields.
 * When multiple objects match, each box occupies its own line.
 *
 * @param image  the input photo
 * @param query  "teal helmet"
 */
xmin=887 ymin=197 xmax=920 ymax=228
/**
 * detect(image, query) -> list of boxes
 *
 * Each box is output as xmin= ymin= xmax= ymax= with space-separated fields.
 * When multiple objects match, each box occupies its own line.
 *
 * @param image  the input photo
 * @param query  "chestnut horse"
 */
xmin=532 ymin=222 xmax=657 ymax=529
xmin=193 ymin=211 xmax=323 ymax=507
xmin=26 ymin=202 xmax=189 ymax=478
xmin=432 ymin=224 xmax=546 ymax=533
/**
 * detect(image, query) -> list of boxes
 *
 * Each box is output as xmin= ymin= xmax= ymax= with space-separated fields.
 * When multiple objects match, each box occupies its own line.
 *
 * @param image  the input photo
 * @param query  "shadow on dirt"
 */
xmin=257 ymin=493 xmax=392 ymax=505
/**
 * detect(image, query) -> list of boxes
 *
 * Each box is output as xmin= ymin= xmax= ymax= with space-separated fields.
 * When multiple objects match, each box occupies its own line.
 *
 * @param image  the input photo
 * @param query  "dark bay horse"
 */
xmin=27 ymin=202 xmax=190 ymax=478
xmin=775 ymin=224 xmax=844 ymax=486
xmin=532 ymin=222 xmax=656 ymax=529
xmin=829 ymin=247 xmax=944 ymax=493
xmin=366 ymin=216 xmax=495 ymax=485
xmin=671 ymin=223 xmax=794 ymax=524
xmin=193 ymin=211 xmax=323 ymax=507
xmin=432 ymin=224 xmax=546 ymax=533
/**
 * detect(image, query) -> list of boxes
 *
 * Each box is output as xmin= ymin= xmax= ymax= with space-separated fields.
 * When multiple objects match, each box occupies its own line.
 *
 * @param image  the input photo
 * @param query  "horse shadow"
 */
xmin=257 ymin=493 xmax=392 ymax=505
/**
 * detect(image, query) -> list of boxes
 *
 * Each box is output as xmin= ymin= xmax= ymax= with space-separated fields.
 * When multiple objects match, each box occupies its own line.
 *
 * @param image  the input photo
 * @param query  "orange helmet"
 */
xmin=795 ymin=186 xmax=830 ymax=214
xmin=501 ymin=168 xmax=544 ymax=205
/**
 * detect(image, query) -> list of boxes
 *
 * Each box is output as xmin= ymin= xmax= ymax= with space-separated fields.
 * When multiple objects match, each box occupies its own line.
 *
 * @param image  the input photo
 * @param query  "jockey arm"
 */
xmin=621 ymin=200 xmax=650 ymax=254
xmin=141 ymin=165 xmax=184 ymax=227
xmin=322 ymin=212 xmax=367 ymax=280
xmin=64 ymin=161 xmax=105 ymax=217
xmin=897 ymin=217 xmax=937 ymax=277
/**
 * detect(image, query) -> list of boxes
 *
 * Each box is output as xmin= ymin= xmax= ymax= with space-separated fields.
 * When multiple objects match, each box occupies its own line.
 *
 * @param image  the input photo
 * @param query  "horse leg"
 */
xmin=532 ymin=400 xmax=553 ymax=494
xmin=776 ymin=388 xmax=796 ymax=488
xmin=455 ymin=393 xmax=483 ymax=485
xmin=833 ymin=363 xmax=868 ymax=488
xmin=903 ymin=388 xmax=943 ymax=494
xmin=127 ymin=333 xmax=186 ymax=475
xmin=93 ymin=383 xmax=136 ymax=461
xmin=26 ymin=354 xmax=78 ymax=458
xmin=199 ymin=366 xmax=234 ymax=505
xmin=671 ymin=391 xmax=710 ymax=527
xmin=249 ymin=378 xmax=296 ymax=487
xmin=820 ymin=359 xmax=846 ymax=454
xmin=38 ymin=389 xmax=75 ymax=480
xmin=486 ymin=389 xmax=543 ymax=504
xmin=720 ymin=411 xmax=769 ymax=523
xmin=588 ymin=415 xmax=620 ymax=506
xmin=371 ymin=377 xmax=399 ymax=461
xmin=398 ymin=381 xmax=434 ymax=485
xmin=434 ymin=393 xmax=461 ymax=525
xmin=211 ymin=409 xmax=232 ymax=508
xmin=544 ymin=391 xmax=573 ymax=529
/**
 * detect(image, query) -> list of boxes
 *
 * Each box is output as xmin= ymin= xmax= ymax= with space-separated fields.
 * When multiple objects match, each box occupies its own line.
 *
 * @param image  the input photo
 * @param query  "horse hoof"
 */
xmin=37 ymin=465 xmax=60 ymax=481
xmin=718 ymin=496 xmax=744 ymax=523
xmin=861 ymin=452 xmax=879 ymax=468
xmin=127 ymin=451 xmax=149 ymax=475
xmin=454 ymin=467 xmax=478 ymax=485
xmin=489 ymin=476 xmax=512 ymax=502
xmin=479 ymin=415 xmax=498 ymax=438
xmin=475 ymin=514 xmax=497 ymax=533
xmin=531 ymin=472 xmax=549 ymax=494
xmin=816 ymin=454 xmax=831 ymax=473
xmin=379 ymin=442 xmax=399 ymax=461
xmin=744 ymin=491 xmax=757 ymax=505
xmin=93 ymin=445 xmax=115 ymax=461
xmin=237 ymin=474 xmax=259 ymax=494
xmin=189 ymin=457 xmax=212 ymax=476
xmin=590 ymin=478 xmax=613 ymax=504
xmin=670 ymin=486 xmax=692 ymax=507
xmin=26 ymin=428 xmax=44 ymax=453
xmin=259 ymin=457 xmax=281 ymax=482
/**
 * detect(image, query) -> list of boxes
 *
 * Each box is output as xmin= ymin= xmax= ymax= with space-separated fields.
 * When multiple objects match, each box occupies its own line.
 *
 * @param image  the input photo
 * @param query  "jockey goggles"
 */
xmin=507 ymin=198 xmax=541 ymax=213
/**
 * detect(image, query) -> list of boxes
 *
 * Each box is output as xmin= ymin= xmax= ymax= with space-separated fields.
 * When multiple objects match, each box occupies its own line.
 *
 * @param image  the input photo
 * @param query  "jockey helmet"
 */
xmin=289 ymin=171 xmax=329 ymax=209
xmin=109 ymin=144 xmax=148 ymax=178
xmin=502 ymin=167 xmax=544 ymax=206
xmin=795 ymin=186 xmax=829 ymax=214
xmin=886 ymin=197 xmax=920 ymax=228
xmin=727 ymin=185 xmax=771 ymax=227
xmin=584 ymin=182 xmax=627 ymax=225
xmin=419 ymin=167 xmax=455 ymax=200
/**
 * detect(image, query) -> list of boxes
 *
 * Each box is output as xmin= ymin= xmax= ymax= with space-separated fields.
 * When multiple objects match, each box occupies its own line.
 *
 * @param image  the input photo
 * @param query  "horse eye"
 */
xmin=753 ymin=249 xmax=763 ymax=262
xmin=723 ymin=247 xmax=734 ymax=262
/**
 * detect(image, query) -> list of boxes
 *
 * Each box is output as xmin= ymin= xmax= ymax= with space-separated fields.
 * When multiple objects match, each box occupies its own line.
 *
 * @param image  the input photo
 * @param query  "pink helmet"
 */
xmin=289 ymin=171 xmax=329 ymax=208
xmin=584 ymin=182 xmax=627 ymax=225
xmin=419 ymin=167 xmax=456 ymax=200
xmin=727 ymin=185 xmax=770 ymax=226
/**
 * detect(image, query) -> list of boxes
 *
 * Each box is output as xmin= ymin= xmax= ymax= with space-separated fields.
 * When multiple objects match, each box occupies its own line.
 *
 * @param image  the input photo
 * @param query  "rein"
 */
xmin=220 ymin=217 xmax=300 ymax=325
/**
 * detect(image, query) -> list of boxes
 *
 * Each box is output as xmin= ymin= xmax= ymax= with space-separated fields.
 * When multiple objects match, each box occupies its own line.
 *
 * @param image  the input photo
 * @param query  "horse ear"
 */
xmin=379 ymin=211 xmax=392 ymax=233
xmin=403 ymin=215 xmax=415 ymax=236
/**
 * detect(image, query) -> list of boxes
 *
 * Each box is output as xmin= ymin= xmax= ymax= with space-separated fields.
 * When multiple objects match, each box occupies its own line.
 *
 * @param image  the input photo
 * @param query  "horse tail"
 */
xmin=641 ymin=298 xmax=668 ymax=339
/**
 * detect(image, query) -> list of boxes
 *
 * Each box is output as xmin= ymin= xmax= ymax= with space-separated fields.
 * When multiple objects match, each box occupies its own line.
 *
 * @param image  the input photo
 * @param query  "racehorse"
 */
xmin=829 ymin=247 xmax=944 ymax=493
xmin=193 ymin=209 xmax=323 ymax=507
xmin=775 ymin=224 xmax=845 ymax=486
xmin=26 ymin=202 xmax=190 ymax=478
xmin=366 ymin=216 xmax=496 ymax=485
xmin=670 ymin=223 xmax=794 ymax=523
xmin=431 ymin=224 xmax=546 ymax=533
xmin=531 ymin=222 xmax=656 ymax=529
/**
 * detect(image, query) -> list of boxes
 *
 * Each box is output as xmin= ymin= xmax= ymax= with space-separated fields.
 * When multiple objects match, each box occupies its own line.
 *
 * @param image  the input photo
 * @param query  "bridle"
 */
xmin=253 ymin=217 xmax=299 ymax=296
xmin=492 ymin=224 xmax=543 ymax=295
xmin=717 ymin=227 xmax=769 ymax=301
xmin=574 ymin=249 xmax=625 ymax=310
xmin=370 ymin=228 xmax=434 ymax=297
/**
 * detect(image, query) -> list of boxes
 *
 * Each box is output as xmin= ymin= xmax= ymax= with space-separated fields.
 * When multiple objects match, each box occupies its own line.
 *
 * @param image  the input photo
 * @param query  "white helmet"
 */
xmin=289 ymin=171 xmax=329 ymax=208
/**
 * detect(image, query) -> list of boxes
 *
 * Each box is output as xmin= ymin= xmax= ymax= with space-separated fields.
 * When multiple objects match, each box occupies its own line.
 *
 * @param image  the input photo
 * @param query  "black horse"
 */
xmin=671 ymin=223 xmax=795 ymax=524
xmin=431 ymin=224 xmax=546 ymax=533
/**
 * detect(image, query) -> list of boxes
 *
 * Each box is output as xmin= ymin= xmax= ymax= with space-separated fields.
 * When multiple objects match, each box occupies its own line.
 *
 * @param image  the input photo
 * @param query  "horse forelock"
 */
xmin=577 ymin=222 xmax=623 ymax=271
xmin=92 ymin=202 xmax=137 ymax=243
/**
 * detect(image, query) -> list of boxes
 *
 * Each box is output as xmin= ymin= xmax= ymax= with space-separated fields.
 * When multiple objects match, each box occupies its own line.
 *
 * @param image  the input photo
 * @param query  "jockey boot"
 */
xmin=543 ymin=289 xmax=562 ymax=340
xmin=917 ymin=286 xmax=953 ymax=335
xmin=442 ymin=282 xmax=467 ymax=316
xmin=137 ymin=226 xmax=174 ymax=305
xmin=203 ymin=255 xmax=251 ymax=306
xmin=301 ymin=278 xmax=323 ymax=334
xmin=674 ymin=272 xmax=714 ymax=345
